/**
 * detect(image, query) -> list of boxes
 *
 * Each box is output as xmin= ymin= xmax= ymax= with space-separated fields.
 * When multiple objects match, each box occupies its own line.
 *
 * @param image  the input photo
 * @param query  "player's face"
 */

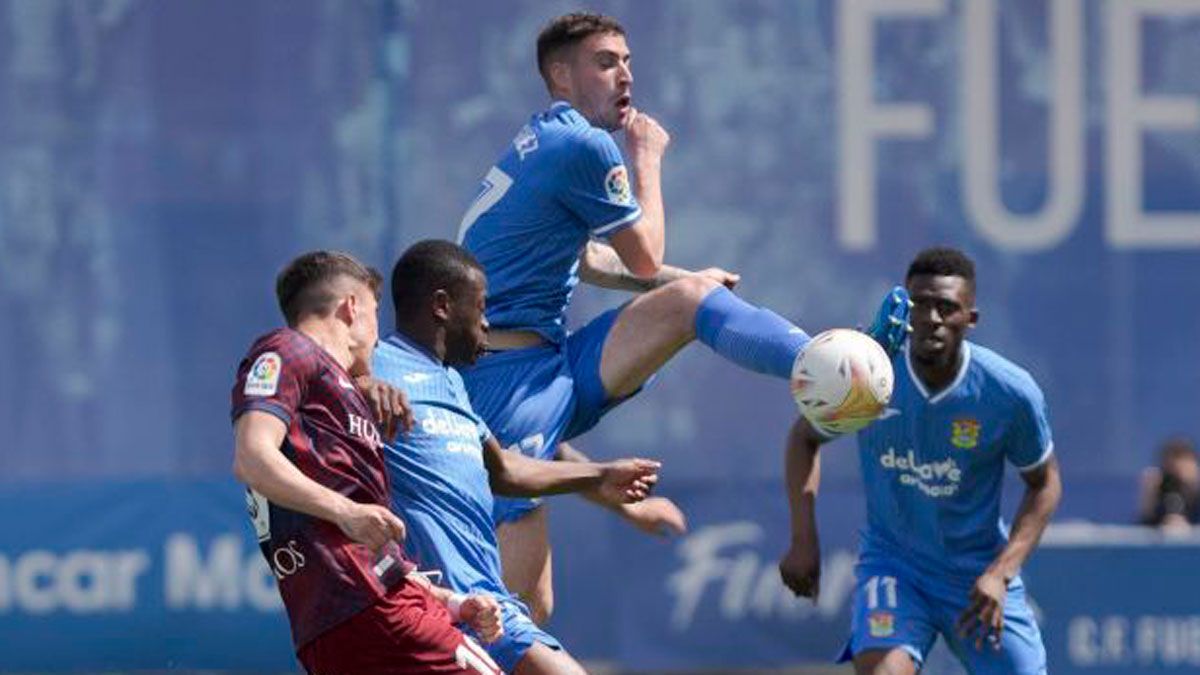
xmin=566 ymin=33 xmax=633 ymax=131
xmin=444 ymin=270 xmax=489 ymax=367
xmin=347 ymin=283 xmax=380 ymax=372
xmin=906 ymin=274 xmax=977 ymax=365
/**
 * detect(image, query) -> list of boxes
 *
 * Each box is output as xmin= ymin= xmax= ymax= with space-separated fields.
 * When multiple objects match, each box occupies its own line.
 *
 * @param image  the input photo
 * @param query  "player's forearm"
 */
xmin=233 ymin=417 xmax=353 ymax=525
xmin=489 ymin=449 xmax=605 ymax=497
xmin=784 ymin=420 xmax=823 ymax=543
xmin=988 ymin=464 xmax=1062 ymax=580
xmin=630 ymin=160 xmax=665 ymax=268
xmin=579 ymin=241 xmax=689 ymax=292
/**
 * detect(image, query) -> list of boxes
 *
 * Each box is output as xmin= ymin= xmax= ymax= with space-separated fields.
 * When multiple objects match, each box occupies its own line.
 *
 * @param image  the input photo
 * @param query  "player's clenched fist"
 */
xmin=336 ymin=502 xmax=406 ymax=553
xmin=459 ymin=594 xmax=504 ymax=644
xmin=779 ymin=542 xmax=821 ymax=600
xmin=598 ymin=458 xmax=661 ymax=504
xmin=623 ymin=109 xmax=670 ymax=164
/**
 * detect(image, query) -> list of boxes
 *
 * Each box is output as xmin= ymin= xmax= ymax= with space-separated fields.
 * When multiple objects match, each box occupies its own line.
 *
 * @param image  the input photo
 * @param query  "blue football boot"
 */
xmin=865 ymin=285 xmax=912 ymax=358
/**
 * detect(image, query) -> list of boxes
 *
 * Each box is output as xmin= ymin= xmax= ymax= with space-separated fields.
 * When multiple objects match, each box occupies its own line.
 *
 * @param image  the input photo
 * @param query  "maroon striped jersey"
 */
xmin=231 ymin=328 xmax=414 ymax=649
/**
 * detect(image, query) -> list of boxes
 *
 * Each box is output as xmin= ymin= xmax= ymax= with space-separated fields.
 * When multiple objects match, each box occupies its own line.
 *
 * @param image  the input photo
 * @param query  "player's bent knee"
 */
xmin=662 ymin=273 xmax=721 ymax=308
xmin=854 ymin=648 xmax=917 ymax=675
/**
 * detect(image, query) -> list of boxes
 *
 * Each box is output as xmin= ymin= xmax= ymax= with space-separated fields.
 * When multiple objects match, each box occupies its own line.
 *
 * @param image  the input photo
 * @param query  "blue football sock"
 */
xmin=693 ymin=286 xmax=811 ymax=380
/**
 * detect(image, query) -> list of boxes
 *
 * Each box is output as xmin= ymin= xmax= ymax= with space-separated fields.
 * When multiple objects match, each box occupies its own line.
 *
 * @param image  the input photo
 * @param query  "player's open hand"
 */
xmin=620 ymin=496 xmax=688 ymax=537
xmin=337 ymin=502 xmax=406 ymax=554
xmin=459 ymin=594 xmax=504 ymax=644
xmin=355 ymin=376 xmax=415 ymax=441
xmin=695 ymin=267 xmax=740 ymax=290
xmin=623 ymin=109 xmax=670 ymax=164
xmin=956 ymin=570 xmax=1007 ymax=651
xmin=779 ymin=540 xmax=821 ymax=600
xmin=597 ymin=458 xmax=661 ymax=504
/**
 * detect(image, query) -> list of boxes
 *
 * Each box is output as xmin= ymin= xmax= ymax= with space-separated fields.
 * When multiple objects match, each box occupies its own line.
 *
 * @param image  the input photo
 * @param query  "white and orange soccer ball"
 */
xmin=790 ymin=329 xmax=895 ymax=436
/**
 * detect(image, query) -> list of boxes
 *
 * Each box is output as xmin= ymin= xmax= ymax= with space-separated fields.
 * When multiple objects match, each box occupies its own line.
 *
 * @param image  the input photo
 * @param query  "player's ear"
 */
xmin=547 ymin=59 xmax=572 ymax=98
xmin=338 ymin=291 xmax=359 ymax=327
xmin=967 ymin=306 xmax=980 ymax=329
xmin=431 ymin=289 xmax=451 ymax=323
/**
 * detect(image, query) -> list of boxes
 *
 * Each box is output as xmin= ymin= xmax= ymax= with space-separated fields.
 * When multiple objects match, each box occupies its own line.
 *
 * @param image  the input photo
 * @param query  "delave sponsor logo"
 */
xmin=880 ymin=447 xmax=962 ymax=498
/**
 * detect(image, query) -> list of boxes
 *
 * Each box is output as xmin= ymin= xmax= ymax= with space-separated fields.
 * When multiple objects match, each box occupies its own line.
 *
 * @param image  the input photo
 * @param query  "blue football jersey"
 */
xmin=855 ymin=342 xmax=1054 ymax=580
xmin=458 ymin=101 xmax=642 ymax=343
xmin=371 ymin=332 xmax=507 ymax=597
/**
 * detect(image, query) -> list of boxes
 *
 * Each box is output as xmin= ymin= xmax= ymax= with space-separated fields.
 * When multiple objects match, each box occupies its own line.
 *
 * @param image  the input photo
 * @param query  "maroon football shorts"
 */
xmin=298 ymin=579 xmax=500 ymax=675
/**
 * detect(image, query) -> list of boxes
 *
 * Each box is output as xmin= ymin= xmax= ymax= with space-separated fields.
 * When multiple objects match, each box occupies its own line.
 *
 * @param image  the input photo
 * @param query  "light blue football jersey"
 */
xmin=458 ymin=101 xmax=642 ymax=343
xmin=371 ymin=332 xmax=507 ymax=597
xmin=855 ymin=342 xmax=1054 ymax=581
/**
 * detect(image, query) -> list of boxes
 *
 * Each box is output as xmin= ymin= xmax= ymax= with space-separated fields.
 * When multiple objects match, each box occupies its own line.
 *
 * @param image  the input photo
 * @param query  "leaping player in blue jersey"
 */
xmin=779 ymin=247 xmax=1062 ymax=675
xmin=374 ymin=240 xmax=665 ymax=675
xmin=456 ymin=11 xmax=912 ymax=624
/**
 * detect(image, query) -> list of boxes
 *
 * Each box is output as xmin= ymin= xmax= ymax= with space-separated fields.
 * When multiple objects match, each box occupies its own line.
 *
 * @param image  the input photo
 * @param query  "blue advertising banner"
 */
xmin=3 ymin=480 xmax=1200 ymax=673
xmin=0 ymin=481 xmax=294 ymax=671
xmin=1026 ymin=527 xmax=1200 ymax=673
xmin=607 ymin=483 xmax=864 ymax=671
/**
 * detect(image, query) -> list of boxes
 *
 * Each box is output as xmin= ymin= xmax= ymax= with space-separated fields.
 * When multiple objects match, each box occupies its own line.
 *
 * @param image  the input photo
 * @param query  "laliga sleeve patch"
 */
xmin=604 ymin=165 xmax=633 ymax=205
xmin=244 ymin=352 xmax=282 ymax=396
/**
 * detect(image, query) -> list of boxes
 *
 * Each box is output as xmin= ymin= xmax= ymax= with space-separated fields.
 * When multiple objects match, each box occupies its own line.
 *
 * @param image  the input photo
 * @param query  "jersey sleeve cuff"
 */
xmin=233 ymin=400 xmax=293 ymax=427
xmin=591 ymin=207 xmax=642 ymax=238
xmin=1015 ymin=441 xmax=1054 ymax=473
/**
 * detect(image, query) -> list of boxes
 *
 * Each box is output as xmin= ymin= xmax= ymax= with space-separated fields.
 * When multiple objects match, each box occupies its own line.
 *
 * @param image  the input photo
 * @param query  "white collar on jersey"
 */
xmin=905 ymin=341 xmax=972 ymax=404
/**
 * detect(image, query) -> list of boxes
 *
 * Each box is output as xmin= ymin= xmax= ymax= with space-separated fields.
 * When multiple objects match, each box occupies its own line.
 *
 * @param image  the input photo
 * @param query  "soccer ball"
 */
xmin=791 ymin=329 xmax=894 ymax=436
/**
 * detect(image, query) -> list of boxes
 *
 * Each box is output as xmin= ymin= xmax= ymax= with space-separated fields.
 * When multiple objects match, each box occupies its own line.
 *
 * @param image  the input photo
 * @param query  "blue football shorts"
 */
xmin=477 ymin=594 xmax=563 ymax=673
xmin=460 ymin=306 xmax=649 ymax=524
xmin=839 ymin=559 xmax=1047 ymax=675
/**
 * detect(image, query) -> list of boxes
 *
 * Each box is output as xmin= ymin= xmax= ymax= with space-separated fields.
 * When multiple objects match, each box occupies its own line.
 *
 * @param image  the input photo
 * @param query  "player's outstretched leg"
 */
xmin=599 ymin=276 xmax=811 ymax=399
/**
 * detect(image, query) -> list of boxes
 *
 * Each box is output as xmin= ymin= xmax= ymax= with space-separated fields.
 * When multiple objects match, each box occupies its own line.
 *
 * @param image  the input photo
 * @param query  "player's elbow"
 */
xmin=232 ymin=445 xmax=260 ymax=488
xmin=487 ymin=462 xmax=523 ymax=497
xmin=627 ymin=260 xmax=661 ymax=279
xmin=609 ymin=224 xmax=664 ymax=277
xmin=232 ymin=450 xmax=251 ymax=485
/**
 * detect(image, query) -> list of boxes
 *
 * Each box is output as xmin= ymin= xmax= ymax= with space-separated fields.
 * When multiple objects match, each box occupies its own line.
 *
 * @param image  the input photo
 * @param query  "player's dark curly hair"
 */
xmin=906 ymin=246 xmax=976 ymax=290
xmin=391 ymin=240 xmax=484 ymax=323
xmin=276 ymin=251 xmax=382 ymax=326
xmin=536 ymin=12 xmax=625 ymax=86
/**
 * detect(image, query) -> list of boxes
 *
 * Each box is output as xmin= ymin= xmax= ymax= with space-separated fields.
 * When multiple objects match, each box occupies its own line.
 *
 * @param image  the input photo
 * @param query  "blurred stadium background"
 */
xmin=2 ymin=0 xmax=1200 ymax=672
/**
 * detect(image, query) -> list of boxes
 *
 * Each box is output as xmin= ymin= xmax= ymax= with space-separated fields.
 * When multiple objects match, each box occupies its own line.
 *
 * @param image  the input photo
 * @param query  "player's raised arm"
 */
xmin=233 ymin=411 xmax=405 ymax=553
xmin=482 ymin=436 xmax=659 ymax=501
xmin=778 ymin=416 xmax=829 ymax=600
xmin=606 ymin=110 xmax=669 ymax=277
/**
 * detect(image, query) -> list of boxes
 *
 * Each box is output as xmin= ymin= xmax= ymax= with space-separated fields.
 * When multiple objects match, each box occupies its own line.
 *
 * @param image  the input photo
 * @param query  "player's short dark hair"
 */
xmin=536 ymin=12 xmax=625 ymax=85
xmin=391 ymin=240 xmax=484 ymax=322
xmin=906 ymin=246 xmax=976 ymax=290
xmin=1160 ymin=436 xmax=1198 ymax=464
xmin=275 ymin=251 xmax=382 ymax=326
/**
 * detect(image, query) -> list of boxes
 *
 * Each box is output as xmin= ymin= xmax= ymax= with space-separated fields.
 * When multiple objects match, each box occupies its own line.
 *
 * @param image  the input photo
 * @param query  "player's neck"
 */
xmin=912 ymin=349 xmax=962 ymax=395
xmin=295 ymin=321 xmax=354 ymax=371
xmin=395 ymin=321 xmax=446 ymax=363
